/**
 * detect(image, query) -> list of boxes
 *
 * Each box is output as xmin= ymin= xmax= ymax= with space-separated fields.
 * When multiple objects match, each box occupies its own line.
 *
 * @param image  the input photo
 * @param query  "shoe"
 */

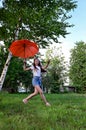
xmin=46 ymin=102 xmax=51 ymax=106
xmin=23 ymin=99 xmax=28 ymax=104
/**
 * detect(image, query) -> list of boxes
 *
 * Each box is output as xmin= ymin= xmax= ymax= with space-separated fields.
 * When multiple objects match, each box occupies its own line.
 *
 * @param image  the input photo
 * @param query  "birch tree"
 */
xmin=0 ymin=0 xmax=77 ymax=90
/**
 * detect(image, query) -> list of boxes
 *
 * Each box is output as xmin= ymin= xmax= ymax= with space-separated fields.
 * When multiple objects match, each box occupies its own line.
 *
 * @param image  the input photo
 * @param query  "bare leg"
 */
xmin=23 ymin=87 xmax=38 ymax=104
xmin=35 ymin=85 xmax=51 ymax=106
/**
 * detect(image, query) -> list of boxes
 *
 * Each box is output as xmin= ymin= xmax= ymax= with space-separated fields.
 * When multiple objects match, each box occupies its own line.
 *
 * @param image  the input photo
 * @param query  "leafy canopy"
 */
xmin=0 ymin=0 xmax=77 ymax=48
xmin=45 ymin=46 xmax=67 ymax=93
xmin=69 ymin=41 xmax=86 ymax=93
xmin=0 ymin=0 xmax=77 ymax=90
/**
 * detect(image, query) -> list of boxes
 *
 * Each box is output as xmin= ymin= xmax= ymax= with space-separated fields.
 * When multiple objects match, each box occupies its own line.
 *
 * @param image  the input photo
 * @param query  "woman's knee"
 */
xmin=35 ymin=91 xmax=38 ymax=95
xmin=32 ymin=91 xmax=38 ymax=96
xmin=39 ymin=91 xmax=43 ymax=95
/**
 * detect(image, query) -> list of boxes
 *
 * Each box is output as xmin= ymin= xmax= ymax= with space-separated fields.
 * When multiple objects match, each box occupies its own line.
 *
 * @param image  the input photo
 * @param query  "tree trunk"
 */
xmin=0 ymin=52 xmax=12 ymax=90
xmin=0 ymin=18 xmax=21 ymax=91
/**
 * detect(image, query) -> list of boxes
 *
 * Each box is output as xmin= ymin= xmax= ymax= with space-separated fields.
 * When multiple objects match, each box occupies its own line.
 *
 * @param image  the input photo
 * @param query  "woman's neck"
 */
xmin=35 ymin=64 xmax=39 ymax=66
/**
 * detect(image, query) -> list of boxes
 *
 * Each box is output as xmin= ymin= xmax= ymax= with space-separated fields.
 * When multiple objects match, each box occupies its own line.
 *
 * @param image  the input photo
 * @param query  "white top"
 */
xmin=30 ymin=65 xmax=41 ymax=77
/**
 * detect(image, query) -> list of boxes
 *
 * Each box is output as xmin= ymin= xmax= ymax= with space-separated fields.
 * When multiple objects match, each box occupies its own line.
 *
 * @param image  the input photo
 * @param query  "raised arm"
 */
xmin=42 ymin=59 xmax=50 ymax=69
xmin=23 ymin=61 xmax=31 ymax=71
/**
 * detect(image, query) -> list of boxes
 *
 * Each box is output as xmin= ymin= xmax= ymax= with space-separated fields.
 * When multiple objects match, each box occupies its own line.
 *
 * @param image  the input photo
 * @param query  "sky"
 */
xmin=0 ymin=0 xmax=86 ymax=62
xmin=41 ymin=0 xmax=86 ymax=63
xmin=40 ymin=0 xmax=86 ymax=63
xmin=65 ymin=0 xmax=86 ymax=43
xmin=58 ymin=0 xmax=86 ymax=62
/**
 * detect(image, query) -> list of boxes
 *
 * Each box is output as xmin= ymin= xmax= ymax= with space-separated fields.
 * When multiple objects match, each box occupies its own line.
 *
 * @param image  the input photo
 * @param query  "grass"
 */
xmin=0 ymin=92 xmax=86 ymax=130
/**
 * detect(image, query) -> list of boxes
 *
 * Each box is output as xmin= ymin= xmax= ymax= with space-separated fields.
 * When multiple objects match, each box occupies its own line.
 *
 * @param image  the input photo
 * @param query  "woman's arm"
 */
xmin=23 ymin=65 xmax=31 ymax=71
xmin=23 ymin=61 xmax=31 ymax=71
xmin=42 ymin=60 xmax=50 ymax=69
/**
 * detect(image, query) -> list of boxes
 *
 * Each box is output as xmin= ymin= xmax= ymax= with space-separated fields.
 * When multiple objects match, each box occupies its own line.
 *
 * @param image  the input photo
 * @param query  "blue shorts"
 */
xmin=32 ymin=76 xmax=42 ymax=87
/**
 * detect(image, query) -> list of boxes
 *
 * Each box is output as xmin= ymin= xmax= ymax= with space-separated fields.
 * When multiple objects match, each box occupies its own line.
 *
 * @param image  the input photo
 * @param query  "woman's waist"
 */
xmin=33 ymin=76 xmax=42 ymax=79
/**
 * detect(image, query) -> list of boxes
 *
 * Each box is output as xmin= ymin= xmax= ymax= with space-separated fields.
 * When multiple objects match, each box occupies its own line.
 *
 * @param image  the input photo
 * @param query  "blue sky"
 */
xmin=64 ymin=0 xmax=86 ymax=44
xmin=57 ymin=0 xmax=86 ymax=62
xmin=0 ymin=0 xmax=2 ymax=7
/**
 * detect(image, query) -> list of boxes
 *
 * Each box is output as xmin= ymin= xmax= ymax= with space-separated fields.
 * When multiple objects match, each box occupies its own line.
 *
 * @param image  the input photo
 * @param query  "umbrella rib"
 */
xmin=24 ymin=43 xmax=26 ymax=58
xmin=27 ymin=46 xmax=34 ymax=56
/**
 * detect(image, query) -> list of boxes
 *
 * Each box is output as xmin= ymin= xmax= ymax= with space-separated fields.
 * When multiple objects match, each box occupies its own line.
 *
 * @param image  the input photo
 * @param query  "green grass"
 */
xmin=0 ymin=92 xmax=86 ymax=130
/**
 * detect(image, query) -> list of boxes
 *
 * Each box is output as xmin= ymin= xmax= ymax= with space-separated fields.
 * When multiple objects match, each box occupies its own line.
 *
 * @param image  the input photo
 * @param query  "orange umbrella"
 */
xmin=9 ymin=39 xmax=39 ymax=58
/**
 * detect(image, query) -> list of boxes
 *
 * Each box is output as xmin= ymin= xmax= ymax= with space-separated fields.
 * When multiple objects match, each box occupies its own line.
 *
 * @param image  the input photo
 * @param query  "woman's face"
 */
xmin=34 ymin=59 xmax=40 ymax=65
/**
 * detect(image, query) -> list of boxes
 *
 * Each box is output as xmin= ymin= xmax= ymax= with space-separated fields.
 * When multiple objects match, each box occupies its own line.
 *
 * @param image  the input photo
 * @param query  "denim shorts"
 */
xmin=32 ymin=76 xmax=42 ymax=87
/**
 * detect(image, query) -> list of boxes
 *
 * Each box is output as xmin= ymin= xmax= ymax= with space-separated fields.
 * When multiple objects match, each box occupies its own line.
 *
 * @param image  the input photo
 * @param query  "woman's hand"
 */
xmin=43 ymin=59 xmax=50 ymax=69
xmin=23 ymin=62 xmax=30 ymax=71
xmin=23 ymin=64 xmax=26 ymax=70
xmin=47 ymin=59 xmax=50 ymax=64
xmin=23 ymin=59 xmax=27 ymax=70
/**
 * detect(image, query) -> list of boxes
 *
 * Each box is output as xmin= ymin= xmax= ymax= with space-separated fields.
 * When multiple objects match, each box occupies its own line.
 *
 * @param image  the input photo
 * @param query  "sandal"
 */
xmin=23 ymin=99 xmax=28 ymax=104
xmin=46 ymin=102 xmax=51 ymax=106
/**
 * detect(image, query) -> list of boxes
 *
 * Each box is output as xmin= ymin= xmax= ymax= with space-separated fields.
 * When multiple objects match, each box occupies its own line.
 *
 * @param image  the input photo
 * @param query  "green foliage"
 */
xmin=0 ymin=47 xmax=8 ymax=75
xmin=50 ymin=83 xmax=60 ymax=93
xmin=3 ymin=57 xmax=32 ymax=92
xmin=0 ymin=92 xmax=86 ymax=130
xmin=45 ymin=46 xmax=67 ymax=93
xmin=0 ymin=0 xmax=77 ymax=91
xmin=69 ymin=41 xmax=86 ymax=93
xmin=0 ymin=0 xmax=77 ymax=47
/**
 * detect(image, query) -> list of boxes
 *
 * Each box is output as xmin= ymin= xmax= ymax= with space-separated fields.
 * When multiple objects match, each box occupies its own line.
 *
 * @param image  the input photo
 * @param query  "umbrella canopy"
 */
xmin=9 ymin=39 xmax=39 ymax=58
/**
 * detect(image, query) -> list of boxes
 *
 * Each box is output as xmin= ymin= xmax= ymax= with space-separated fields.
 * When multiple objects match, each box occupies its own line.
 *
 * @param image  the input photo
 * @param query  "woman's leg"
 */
xmin=35 ymin=85 xmax=51 ymax=106
xmin=23 ymin=87 xmax=38 ymax=104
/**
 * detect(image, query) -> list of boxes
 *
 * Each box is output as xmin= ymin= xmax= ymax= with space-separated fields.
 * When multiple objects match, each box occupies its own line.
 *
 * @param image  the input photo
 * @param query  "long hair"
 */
xmin=33 ymin=58 xmax=46 ymax=72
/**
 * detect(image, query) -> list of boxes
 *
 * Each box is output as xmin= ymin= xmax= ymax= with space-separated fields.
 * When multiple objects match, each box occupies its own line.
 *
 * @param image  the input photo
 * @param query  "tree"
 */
xmin=44 ymin=46 xmax=67 ymax=93
xmin=69 ymin=41 xmax=86 ymax=93
xmin=0 ymin=19 xmax=20 ymax=90
xmin=0 ymin=0 xmax=77 ymax=90
xmin=2 ymin=57 xmax=32 ymax=93
xmin=0 ymin=0 xmax=77 ymax=47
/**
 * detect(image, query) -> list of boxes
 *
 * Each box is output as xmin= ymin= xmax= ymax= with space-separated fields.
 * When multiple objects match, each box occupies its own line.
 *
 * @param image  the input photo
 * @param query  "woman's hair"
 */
xmin=33 ymin=58 xmax=46 ymax=72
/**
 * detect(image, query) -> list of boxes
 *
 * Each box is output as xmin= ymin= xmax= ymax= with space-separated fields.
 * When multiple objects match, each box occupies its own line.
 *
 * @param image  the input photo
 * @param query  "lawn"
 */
xmin=0 ymin=92 xmax=86 ymax=130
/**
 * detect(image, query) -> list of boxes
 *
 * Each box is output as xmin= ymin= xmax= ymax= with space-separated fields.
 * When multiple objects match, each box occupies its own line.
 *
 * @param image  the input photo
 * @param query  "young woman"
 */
xmin=23 ymin=57 xmax=51 ymax=106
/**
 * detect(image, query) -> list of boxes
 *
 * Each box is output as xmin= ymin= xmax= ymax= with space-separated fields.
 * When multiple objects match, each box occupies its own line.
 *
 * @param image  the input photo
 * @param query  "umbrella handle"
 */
xmin=23 ymin=59 xmax=26 ymax=67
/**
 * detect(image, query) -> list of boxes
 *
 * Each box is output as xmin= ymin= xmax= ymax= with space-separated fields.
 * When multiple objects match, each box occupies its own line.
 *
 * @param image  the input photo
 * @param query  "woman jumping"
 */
xmin=23 ymin=57 xmax=51 ymax=106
